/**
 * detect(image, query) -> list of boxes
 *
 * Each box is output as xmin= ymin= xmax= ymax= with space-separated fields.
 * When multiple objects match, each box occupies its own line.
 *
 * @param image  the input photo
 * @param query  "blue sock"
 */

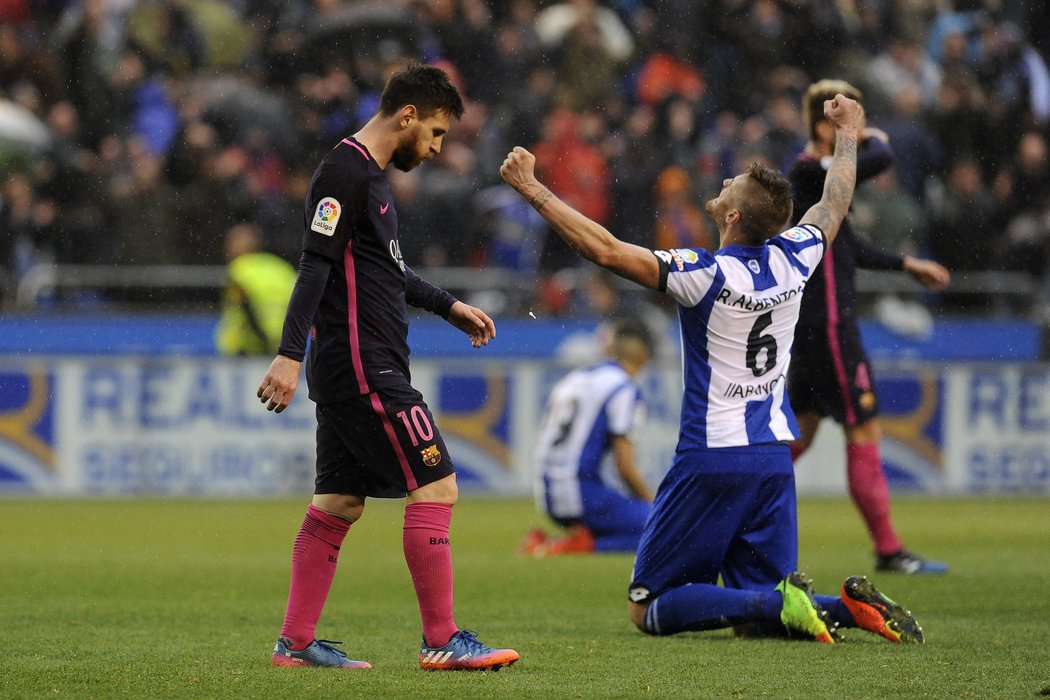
xmin=815 ymin=594 xmax=856 ymax=628
xmin=644 ymin=584 xmax=782 ymax=635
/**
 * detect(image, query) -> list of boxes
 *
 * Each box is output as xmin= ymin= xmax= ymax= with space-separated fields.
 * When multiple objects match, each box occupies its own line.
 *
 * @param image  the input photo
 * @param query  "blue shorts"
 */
xmin=629 ymin=444 xmax=796 ymax=602
xmin=545 ymin=480 xmax=650 ymax=552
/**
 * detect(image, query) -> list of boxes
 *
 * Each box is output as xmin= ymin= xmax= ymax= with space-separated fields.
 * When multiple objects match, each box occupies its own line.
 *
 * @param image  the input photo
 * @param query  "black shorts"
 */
xmin=788 ymin=321 xmax=879 ymax=427
xmin=314 ymin=383 xmax=455 ymax=498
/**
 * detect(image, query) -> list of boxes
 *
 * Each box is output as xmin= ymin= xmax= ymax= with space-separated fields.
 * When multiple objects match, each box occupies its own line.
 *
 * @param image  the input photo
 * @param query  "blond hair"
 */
xmin=803 ymin=79 xmax=862 ymax=141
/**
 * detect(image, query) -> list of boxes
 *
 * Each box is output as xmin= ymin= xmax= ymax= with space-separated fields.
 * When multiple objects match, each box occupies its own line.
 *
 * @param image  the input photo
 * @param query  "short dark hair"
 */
xmin=379 ymin=63 xmax=465 ymax=120
xmin=741 ymin=162 xmax=794 ymax=241
xmin=611 ymin=318 xmax=654 ymax=358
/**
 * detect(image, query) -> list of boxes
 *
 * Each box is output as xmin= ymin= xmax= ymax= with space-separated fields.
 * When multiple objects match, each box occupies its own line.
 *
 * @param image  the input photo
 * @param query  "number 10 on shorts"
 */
xmin=397 ymin=406 xmax=435 ymax=446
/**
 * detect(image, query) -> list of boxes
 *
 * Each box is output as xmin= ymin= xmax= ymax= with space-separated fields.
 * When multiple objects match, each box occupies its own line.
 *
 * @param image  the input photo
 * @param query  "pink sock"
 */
xmin=403 ymin=502 xmax=457 ymax=648
xmin=279 ymin=504 xmax=351 ymax=649
xmin=846 ymin=443 xmax=903 ymax=556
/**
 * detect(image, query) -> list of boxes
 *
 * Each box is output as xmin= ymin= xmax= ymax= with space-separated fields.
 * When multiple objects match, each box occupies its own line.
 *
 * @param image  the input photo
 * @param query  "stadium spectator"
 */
xmin=253 ymin=164 xmax=315 ymax=264
xmin=522 ymin=318 xmax=654 ymax=557
xmin=425 ymin=0 xmax=505 ymax=106
xmin=786 ymin=79 xmax=950 ymax=575
xmin=926 ymin=156 xmax=1001 ymax=273
xmin=655 ymin=94 xmax=703 ymax=172
xmin=652 ymin=165 xmax=714 ymax=252
xmin=256 ymin=63 xmax=518 ymax=672
xmin=0 ymin=172 xmax=41 ymax=279
xmin=158 ymin=118 xmax=254 ymax=267
xmin=534 ymin=0 xmax=634 ymax=65
xmin=994 ymin=130 xmax=1050 ymax=283
xmin=148 ymin=4 xmax=206 ymax=78
xmin=23 ymin=102 xmax=103 ymax=271
xmin=492 ymin=0 xmax=544 ymax=81
xmin=410 ymin=60 xmax=494 ymax=265
xmin=605 ymin=103 xmax=663 ymax=247
xmin=851 ymin=169 xmax=927 ymax=257
xmin=761 ymin=91 xmax=807 ymax=172
xmin=633 ymin=49 xmax=704 ymax=108
xmin=696 ymin=0 xmax=819 ymax=116
xmin=1006 ymin=129 xmax=1050 ymax=215
xmin=876 ymin=84 xmax=944 ymax=203
xmin=695 ymin=110 xmax=745 ymax=195
xmin=106 ymin=138 xmax=181 ymax=266
xmin=543 ymin=1 xmax=631 ymax=111
xmin=0 ymin=18 xmax=65 ymax=107
xmin=975 ymin=19 xmax=1050 ymax=131
xmin=925 ymin=72 xmax=996 ymax=176
xmin=844 ymin=0 xmax=893 ymax=56
xmin=50 ymin=0 xmax=131 ymax=150
xmin=501 ymin=92 xmax=925 ymax=644
xmin=214 ymin=223 xmax=295 ymax=357
xmin=109 ymin=45 xmax=180 ymax=157
xmin=867 ymin=34 xmax=943 ymax=110
xmin=531 ymin=108 xmax=610 ymax=270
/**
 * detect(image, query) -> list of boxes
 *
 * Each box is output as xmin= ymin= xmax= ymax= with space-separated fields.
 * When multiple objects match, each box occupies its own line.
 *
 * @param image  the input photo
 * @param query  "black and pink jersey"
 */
xmin=787 ymin=137 xmax=903 ymax=329
xmin=294 ymin=137 xmax=455 ymax=403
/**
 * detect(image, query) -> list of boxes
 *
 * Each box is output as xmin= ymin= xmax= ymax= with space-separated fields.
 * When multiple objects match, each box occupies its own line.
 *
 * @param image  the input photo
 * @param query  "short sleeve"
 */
xmin=769 ymin=224 xmax=826 ymax=274
xmin=653 ymin=247 xmax=719 ymax=308
xmin=605 ymin=383 xmax=643 ymax=437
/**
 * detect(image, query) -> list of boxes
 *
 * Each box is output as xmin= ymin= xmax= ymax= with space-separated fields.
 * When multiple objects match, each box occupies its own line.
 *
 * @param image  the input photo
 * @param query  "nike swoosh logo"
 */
xmin=380 ymin=202 xmax=390 ymax=214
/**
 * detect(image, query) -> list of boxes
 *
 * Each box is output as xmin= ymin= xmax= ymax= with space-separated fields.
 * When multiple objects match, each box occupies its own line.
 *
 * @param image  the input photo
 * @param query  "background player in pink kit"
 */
xmin=787 ymin=79 xmax=951 ymax=575
xmin=501 ymin=93 xmax=924 ymax=645
xmin=257 ymin=64 xmax=518 ymax=671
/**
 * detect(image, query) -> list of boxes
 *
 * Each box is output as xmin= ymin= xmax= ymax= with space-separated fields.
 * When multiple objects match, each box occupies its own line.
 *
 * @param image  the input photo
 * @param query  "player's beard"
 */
xmin=391 ymin=142 xmax=425 ymax=172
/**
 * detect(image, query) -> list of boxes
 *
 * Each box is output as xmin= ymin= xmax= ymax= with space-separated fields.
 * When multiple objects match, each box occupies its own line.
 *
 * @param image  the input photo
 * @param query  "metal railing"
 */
xmin=14 ymin=264 xmax=227 ymax=310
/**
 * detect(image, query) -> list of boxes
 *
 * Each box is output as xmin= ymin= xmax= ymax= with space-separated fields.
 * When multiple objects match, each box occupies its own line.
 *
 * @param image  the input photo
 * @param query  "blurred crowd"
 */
xmin=1 ymin=0 xmax=1049 ymax=316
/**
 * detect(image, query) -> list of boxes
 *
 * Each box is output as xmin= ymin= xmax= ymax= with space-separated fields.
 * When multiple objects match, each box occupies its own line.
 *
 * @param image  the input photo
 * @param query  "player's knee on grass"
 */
xmin=629 ymin=601 xmax=650 ymax=632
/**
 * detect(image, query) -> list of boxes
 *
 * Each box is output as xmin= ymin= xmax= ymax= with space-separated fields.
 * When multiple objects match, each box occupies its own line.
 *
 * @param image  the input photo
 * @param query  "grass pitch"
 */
xmin=2 ymin=496 xmax=1048 ymax=698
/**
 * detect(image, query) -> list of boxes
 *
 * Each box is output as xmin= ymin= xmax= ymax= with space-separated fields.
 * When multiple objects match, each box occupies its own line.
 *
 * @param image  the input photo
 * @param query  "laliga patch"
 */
xmin=782 ymin=228 xmax=813 ymax=242
xmin=311 ymin=197 xmax=341 ymax=236
xmin=748 ymin=259 xmax=761 ymax=274
xmin=678 ymin=249 xmax=699 ymax=264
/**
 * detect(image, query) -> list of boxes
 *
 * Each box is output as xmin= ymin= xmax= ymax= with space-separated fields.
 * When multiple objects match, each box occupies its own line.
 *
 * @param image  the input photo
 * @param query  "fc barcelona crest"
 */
xmin=420 ymin=444 xmax=442 ymax=467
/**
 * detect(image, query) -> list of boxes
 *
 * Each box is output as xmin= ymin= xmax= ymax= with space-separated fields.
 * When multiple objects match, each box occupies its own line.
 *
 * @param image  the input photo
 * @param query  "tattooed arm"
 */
xmin=798 ymin=94 xmax=864 ymax=246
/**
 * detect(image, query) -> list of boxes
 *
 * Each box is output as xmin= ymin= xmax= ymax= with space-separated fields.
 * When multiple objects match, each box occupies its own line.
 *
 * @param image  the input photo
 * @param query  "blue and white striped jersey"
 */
xmin=654 ymin=224 xmax=826 ymax=449
xmin=534 ymin=360 xmax=646 ymax=519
